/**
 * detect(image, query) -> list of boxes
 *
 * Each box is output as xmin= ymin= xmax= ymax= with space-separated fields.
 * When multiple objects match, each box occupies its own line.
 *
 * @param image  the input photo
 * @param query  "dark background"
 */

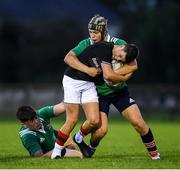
xmin=0 ymin=0 xmax=180 ymax=118
xmin=0 ymin=0 xmax=179 ymax=84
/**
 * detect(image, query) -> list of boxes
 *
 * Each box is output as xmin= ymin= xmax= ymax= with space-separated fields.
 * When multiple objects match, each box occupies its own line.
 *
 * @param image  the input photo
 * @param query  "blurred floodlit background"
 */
xmin=0 ymin=0 xmax=180 ymax=119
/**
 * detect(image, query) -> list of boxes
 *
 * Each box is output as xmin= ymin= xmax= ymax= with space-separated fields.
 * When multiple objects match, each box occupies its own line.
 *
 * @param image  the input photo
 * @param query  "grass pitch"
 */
xmin=0 ymin=119 xmax=180 ymax=169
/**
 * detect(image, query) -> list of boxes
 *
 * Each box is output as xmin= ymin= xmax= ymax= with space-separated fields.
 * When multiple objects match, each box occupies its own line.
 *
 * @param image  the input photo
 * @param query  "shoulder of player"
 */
xmin=109 ymin=36 xmax=127 ymax=45
xmin=36 ymin=106 xmax=53 ymax=116
xmin=19 ymin=128 xmax=37 ymax=138
xmin=78 ymin=38 xmax=91 ymax=46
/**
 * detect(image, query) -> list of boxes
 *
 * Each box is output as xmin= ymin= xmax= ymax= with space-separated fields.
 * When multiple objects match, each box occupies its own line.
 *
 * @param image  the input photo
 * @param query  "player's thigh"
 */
xmin=63 ymin=75 xmax=82 ymax=103
xmin=81 ymin=82 xmax=99 ymax=103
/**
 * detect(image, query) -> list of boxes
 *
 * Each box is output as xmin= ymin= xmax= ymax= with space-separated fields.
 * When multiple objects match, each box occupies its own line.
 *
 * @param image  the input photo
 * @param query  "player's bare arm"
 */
xmin=115 ymin=59 xmax=138 ymax=75
xmin=53 ymin=102 xmax=65 ymax=117
xmin=101 ymin=63 xmax=131 ymax=82
xmin=33 ymin=150 xmax=44 ymax=157
xmin=64 ymin=51 xmax=100 ymax=77
xmin=34 ymin=149 xmax=83 ymax=158
xmin=34 ymin=150 xmax=56 ymax=158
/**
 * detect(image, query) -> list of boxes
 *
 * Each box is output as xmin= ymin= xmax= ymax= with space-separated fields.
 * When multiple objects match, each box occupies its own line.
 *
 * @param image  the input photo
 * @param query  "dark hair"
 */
xmin=124 ymin=44 xmax=139 ymax=63
xmin=16 ymin=106 xmax=37 ymax=122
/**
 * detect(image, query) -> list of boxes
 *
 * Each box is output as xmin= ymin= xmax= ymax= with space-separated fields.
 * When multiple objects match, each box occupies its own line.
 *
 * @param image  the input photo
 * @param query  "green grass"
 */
xmin=0 ymin=119 xmax=180 ymax=169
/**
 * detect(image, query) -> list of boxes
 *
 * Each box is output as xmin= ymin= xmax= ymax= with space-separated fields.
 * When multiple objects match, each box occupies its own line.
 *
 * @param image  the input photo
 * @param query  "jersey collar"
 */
xmin=38 ymin=118 xmax=46 ymax=133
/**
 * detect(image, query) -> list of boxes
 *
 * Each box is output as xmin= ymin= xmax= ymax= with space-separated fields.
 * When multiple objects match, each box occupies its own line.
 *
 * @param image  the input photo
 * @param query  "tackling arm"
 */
xmin=101 ymin=63 xmax=132 ymax=82
xmin=64 ymin=51 xmax=100 ymax=77
xmin=115 ymin=59 xmax=138 ymax=75
xmin=53 ymin=102 xmax=65 ymax=117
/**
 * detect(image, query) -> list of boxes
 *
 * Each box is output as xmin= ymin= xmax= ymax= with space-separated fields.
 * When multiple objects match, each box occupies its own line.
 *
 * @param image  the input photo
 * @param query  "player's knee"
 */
xmin=67 ymin=117 xmax=78 ymax=126
xmin=89 ymin=118 xmax=99 ymax=129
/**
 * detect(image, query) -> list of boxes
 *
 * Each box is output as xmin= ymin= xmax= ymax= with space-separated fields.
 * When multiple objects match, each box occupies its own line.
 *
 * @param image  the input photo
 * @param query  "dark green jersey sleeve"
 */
xmin=71 ymin=38 xmax=91 ymax=56
xmin=20 ymin=132 xmax=42 ymax=156
xmin=36 ymin=106 xmax=54 ymax=124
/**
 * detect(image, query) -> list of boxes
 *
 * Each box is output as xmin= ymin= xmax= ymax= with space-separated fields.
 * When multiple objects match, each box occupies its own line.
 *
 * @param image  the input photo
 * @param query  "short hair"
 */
xmin=124 ymin=44 xmax=139 ymax=63
xmin=16 ymin=106 xmax=37 ymax=122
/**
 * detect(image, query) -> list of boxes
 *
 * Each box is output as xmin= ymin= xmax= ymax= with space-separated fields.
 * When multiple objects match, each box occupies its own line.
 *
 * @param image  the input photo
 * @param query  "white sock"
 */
xmin=75 ymin=130 xmax=84 ymax=143
xmin=55 ymin=142 xmax=63 ymax=149
xmin=51 ymin=143 xmax=64 ymax=159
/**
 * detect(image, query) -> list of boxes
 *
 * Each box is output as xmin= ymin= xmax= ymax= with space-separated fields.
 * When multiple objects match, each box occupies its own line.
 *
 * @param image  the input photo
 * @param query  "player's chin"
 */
xmin=93 ymin=39 xmax=99 ymax=43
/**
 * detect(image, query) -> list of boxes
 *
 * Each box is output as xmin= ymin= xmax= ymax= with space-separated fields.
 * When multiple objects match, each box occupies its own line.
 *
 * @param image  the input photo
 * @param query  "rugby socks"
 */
xmin=80 ymin=125 xmax=89 ymax=136
xmin=74 ymin=125 xmax=89 ymax=143
xmin=51 ymin=130 xmax=69 ymax=159
xmin=89 ymin=139 xmax=99 ymax=148
xmin=141 ymin=128 xmax=159 ymax=158
xmin=56 ymin=130 xmax=69 ymax=146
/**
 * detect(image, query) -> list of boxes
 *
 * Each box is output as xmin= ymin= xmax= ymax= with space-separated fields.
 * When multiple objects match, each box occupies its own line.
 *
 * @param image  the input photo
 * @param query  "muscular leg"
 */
xmin=81 ymin=102 xmax=100 ymax=134
xmin=121 ymin=104 xmax=160 ymax=160
xmin=60 ymin=103 xmax=79 ymax=135
xmin=74 ymin=111 xmax=108 ymax=157
xmin=74 ymin=102 xmax=99 ymax=143
xmin=90 ymin=111 xmax=108 ymax=147
xmin=121 ymin=104 xmax=149 ymax=135
xmin=51 ymin=103 xmax=79 ymax=159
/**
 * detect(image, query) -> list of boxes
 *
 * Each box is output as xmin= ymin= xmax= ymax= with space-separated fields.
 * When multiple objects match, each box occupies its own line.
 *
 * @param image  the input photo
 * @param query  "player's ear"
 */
xmin=22 ymin=123 xmax=27 ymax=127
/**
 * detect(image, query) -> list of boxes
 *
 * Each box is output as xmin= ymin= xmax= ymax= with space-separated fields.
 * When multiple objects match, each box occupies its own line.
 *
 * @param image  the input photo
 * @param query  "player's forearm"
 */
xmin=33 ymin=149 xmax=52 ymax=158
xmin=115 ymin=59 xmax=138 ymax=75
xmin=43 ymin=149 xmax=83 ymax=158
xmin=104 ymin=71 xmax=130 ymax=82
xmin=64 ymin=51 xmax=90 ymax=74
xmin=102 ymin=64 xmax=129 ymax=82
xmin=53 ymin=102 xmax=65 ymax=116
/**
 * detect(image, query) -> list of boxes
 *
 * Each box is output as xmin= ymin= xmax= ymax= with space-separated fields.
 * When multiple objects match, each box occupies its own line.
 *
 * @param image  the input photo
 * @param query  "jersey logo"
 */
xmin=40 ymin=137 xmax=45 ymax=143
xmin=129 ymin=98 xmax=135 ymax=103
xmin=92 ymin=58 xmax=100 ymax=68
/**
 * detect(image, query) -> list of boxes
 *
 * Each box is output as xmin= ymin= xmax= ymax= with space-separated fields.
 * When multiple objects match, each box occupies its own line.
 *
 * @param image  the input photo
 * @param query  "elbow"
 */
xmin=64 ymin=51 xmax=73 ymax=64
xmin=134 ymin=65 xmax=138 ymax=71
xmin=32 ymin=150 xmax=44 ymax=157
xmin=133 ymin=61 xmax=138 ymax=71
xmin=64 ymin=55 xmax=69 ymax=64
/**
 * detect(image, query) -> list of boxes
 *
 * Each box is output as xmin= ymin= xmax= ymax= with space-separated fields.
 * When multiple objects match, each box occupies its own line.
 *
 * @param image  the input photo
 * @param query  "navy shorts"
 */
xmin=99 ymin=86 xmax=136 ymax=115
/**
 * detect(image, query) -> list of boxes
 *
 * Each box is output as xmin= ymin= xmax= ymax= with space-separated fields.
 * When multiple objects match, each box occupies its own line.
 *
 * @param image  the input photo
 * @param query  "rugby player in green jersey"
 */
xmin=63 ymin=14 xmax=160 ymax=160
xmin=16 ymin=102 xmax=83 ymax=158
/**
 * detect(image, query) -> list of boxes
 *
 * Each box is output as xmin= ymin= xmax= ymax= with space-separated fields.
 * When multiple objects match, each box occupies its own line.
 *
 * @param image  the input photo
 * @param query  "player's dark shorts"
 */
xmin=98 ymin=86 xmax=136 ymax=115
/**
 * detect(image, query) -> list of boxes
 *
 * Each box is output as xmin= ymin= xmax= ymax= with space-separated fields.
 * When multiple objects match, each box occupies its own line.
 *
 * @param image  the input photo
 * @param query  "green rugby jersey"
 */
xmin=71 ymin=35 xmax=128 ymax=96
xmin=19 ymin=106 xmax=56 ymax=156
